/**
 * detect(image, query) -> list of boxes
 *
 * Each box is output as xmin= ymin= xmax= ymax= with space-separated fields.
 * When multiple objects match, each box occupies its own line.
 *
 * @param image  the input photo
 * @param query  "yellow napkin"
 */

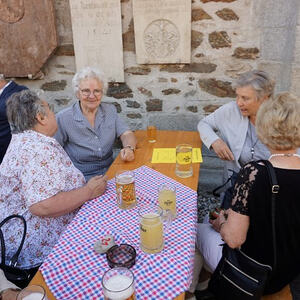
xmin=151 ymin=148 xmax=176 ymax=163
xmin=151 ymin=148 xmax=203 ymax=163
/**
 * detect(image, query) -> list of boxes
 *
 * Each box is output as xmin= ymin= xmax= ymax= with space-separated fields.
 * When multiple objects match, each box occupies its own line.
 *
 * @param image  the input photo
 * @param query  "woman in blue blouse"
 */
xmin=55 ymin=67 xmax=136 ymax=180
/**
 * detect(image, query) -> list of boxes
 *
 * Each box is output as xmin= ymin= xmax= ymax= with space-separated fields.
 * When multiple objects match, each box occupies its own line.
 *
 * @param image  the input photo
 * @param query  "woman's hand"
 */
xmin=86 ymin=175 xmax=108 ymax=199
xmin=120 ymin=147 xmax=135 ymax=162
xmin=30 ymin=175 xmax=108 ymax=218
xmin=212 ymin=139 xmax=234 ymax=161
xmin=209 ymin=210 xmax=227 ymax=233
xmin=1 ymin=288 xmax=20 ymax=300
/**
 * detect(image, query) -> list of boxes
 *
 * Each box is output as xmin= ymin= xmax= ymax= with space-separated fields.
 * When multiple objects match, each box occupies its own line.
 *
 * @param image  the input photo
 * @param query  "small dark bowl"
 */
xmin=106 ymin=244 xmax=136 ymax=269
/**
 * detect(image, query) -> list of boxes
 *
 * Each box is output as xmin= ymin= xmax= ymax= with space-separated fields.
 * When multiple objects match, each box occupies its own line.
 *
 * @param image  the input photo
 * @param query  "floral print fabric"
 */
xmin=0 ymin=130 xmax=85 ymax=268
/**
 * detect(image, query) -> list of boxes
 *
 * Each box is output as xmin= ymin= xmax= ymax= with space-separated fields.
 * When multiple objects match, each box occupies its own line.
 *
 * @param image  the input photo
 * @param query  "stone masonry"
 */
xmin=8 ymin=0 xmax=300 ymax=133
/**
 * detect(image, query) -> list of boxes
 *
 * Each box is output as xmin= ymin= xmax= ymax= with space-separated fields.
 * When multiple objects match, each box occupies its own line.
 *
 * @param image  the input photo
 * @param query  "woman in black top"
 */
xmin=209 ymin=92 xmax=300 ymax=297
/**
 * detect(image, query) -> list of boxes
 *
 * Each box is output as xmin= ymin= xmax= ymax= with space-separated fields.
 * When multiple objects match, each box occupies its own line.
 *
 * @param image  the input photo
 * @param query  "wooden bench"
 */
xmin=262 ymin=285 xmax=291 ymax=300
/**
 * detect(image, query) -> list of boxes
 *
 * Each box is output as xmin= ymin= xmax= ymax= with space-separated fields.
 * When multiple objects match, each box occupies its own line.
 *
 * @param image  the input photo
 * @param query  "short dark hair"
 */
xmin=6 ymin=90 xmax=46 ymax=133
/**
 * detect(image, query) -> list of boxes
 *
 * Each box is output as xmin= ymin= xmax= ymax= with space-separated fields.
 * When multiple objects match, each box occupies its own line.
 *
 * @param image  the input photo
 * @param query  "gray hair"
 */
xmin=6 ymin=90 xmax=47 ymax=133
xmin=0 ymin=74 xmax=5 ymax=80
xmin=233 ymin=70 xmax=275 ymax=99
xmin=72 ymin=66 xmax=108 ymax=95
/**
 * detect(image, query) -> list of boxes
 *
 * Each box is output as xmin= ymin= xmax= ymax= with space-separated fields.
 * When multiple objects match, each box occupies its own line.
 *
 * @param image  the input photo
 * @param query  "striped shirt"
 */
xmin=55 ymin=101 xmax=129 ymax=180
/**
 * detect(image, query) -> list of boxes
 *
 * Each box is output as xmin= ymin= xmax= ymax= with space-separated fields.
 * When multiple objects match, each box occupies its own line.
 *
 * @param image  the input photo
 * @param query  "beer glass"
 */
xmin=158 ymin=183 xmax=177 ymax=219
xmin=176 ymin=144 xmax=193 ymax=178
xmin=147 ymin=124 xmax=157 ymax=143
xmin=115 ymin=170 xmax=136 ymax=209
xmin=17 ymin=285 xmax=48 ymax=300
xmin=102 ymin=267 xmax=136 ymax=300
xmin=139 ymin=204 xmax=171 ymax=254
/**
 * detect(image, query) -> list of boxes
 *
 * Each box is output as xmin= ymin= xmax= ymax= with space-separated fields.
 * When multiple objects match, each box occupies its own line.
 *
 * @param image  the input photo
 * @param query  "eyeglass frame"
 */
xmin=79 ymin=88 xmax=104 ymax=97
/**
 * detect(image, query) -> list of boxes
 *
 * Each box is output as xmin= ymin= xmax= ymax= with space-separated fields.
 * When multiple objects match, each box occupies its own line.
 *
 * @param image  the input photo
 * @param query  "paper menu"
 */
xmin=151 ymin=148 xmax=203 ymax=163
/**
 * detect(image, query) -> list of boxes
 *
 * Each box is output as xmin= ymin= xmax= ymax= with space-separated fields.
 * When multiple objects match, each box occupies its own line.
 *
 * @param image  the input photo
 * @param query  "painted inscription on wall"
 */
xmin=133 ymin=0 xmax=191 ymax=64
xmin=69 ymin=0 xmax=124 ymax=82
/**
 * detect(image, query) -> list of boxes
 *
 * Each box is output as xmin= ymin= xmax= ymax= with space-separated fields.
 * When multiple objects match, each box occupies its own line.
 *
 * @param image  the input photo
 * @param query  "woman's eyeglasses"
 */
xmin=80 ymin=89 xmax=103 ymax=97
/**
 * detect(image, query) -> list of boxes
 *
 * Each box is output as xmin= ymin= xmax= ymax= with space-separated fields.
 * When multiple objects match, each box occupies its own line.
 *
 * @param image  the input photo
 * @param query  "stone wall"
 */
xmin=13 ymin=0 xmax=300 ymax=131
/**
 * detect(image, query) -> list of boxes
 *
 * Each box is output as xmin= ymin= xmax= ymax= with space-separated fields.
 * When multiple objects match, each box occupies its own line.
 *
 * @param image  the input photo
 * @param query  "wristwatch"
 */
xmin=124 ymin=145 xmax=135 ymax=152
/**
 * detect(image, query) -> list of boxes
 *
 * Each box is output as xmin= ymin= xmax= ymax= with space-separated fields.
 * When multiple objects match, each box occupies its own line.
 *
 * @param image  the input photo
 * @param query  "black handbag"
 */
xmin=208 ymin=160 xmax=278 ymax=300
xmin=0 ymin=215 xmax=39 ymax=288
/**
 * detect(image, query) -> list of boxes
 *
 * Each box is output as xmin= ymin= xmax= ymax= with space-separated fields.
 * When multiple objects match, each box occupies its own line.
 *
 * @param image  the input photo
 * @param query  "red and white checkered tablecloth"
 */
xmin=41 ymin=165 xmax=197 ymax=300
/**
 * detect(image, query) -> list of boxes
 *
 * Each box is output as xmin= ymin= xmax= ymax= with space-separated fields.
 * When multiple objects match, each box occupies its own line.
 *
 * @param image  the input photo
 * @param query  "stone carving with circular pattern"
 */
xmin=0 ymin=0 xmax=24 ymax=23
xmin=144 ymin=19 xmax=180 ymax=59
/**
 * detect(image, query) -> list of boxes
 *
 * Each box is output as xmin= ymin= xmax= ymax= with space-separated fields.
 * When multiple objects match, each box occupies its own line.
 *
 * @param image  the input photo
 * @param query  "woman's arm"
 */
xmin=210 ymin=209 xmax=249 ymax=249
xmin=197 ymin=113 xmax=220 ymax=150
xmin=211 ymin=162 xmax=257 ymax=248
xmin=197 ymin=104 xmax=234 ymax=161
xmin=221 ymin=209 xmax=249 ymax=249
xmin=29 ymin=175 xmax=107 ymax=218
xmin=120 ymin=130 xmax=137 ymax=161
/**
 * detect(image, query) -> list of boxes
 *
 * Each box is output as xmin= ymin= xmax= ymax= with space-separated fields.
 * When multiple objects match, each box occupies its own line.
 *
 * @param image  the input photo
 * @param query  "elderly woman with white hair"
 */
xmin=0 ymin=90 xmax=106 ymax=275
xmin=55 ymin=67 xmax=137 ymax=180
xmin=198 ymin=70 xmax=275 ymax=208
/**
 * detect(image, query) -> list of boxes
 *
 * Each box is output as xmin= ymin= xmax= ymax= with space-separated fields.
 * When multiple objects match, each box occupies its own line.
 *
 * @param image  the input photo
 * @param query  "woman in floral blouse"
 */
xmin=0 ymin=90 xmax=107 ymax=270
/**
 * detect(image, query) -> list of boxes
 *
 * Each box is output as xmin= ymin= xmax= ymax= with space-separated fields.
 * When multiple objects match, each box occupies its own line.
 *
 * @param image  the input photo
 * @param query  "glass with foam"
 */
xmin=115 ymin=170 xmax=136 ymax=209
xmin=102 ymin=267 xmax=135 ymax=300
xmin=17 ymin=285 xmax=48 ymax=300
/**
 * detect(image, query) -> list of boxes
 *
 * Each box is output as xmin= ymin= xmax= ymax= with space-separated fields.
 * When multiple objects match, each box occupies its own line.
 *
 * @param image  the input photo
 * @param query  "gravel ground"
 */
xmin=197 ymin=191 xmax=221 ymax=223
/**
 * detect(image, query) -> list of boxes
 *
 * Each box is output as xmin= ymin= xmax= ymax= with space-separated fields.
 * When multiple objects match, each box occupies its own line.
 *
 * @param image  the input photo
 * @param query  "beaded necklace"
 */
xmin=269 ymin=153 xmax=300 ymax=159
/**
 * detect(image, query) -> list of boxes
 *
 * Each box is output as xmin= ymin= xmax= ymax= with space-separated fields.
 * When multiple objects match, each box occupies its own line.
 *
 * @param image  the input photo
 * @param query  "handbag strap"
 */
xmin=257 ymin=160 xmax=278 ymax=272
xmin=0 ymin=215 xmax=27 ymax=267
xmin=212 ymin=169 xmax=235 ymax=197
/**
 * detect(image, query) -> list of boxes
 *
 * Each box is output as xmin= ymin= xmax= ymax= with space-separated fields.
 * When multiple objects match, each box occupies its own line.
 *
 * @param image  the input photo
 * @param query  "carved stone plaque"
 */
xmin=0 ymin=0 xmax=57 ymax=77
xmin=133 ymin=0 xmax=191 ymax=64
xmin=69 ymin=0 xmax=124 ymax=82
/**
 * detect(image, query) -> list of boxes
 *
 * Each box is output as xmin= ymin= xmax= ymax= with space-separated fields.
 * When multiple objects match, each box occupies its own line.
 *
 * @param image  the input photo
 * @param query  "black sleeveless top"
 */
xmin=231 ymin=161 xmax=300 ymax=294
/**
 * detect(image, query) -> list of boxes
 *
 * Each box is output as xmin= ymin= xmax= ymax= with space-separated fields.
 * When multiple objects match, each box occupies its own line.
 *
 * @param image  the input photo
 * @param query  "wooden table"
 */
xmin=30 ymin=130 xmax=201 ymax=300
xmin=107 ymin=130 xmax=202 ymax=190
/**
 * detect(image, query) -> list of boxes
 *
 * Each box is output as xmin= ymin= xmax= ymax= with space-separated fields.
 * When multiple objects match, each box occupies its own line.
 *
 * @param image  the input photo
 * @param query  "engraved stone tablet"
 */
xmin=133 ymin=0 xmax=191 ymax=64
xmin=69 ymin=0 xmax=124 ymax=82
xmin=0 ymin=0 xmax=57 ymax=77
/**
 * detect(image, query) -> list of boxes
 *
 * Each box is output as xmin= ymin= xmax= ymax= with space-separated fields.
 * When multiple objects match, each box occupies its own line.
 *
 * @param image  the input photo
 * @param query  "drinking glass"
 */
xmin=115 ymin=170 xmax=136 ymax=209
xmin=176 ymin=144 xmax=193 ymax=178
xmin=102 ymin=267 xmax=136 ymax=300
xmin=17 ymin=285 xmax=48 ymax=300
xmin=139 ymin=204 xmax=171 ymax=254
xmin=147 ymin=124 xmax=157 ymax=143
xmin=158 ymin=183 xmax=177 ymax=219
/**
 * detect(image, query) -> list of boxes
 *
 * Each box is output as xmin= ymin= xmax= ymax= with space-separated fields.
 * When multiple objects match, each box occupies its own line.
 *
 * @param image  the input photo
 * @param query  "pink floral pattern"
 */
xmin=0 ymin=130 xmax=85 ymax=268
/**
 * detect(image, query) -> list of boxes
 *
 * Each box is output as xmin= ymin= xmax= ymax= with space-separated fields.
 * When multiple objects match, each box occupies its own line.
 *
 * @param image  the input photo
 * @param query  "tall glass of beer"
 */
xmin=102 ymin=267 xmax=135 ymax=300
xmin=147 ymin=124 xmax=157 ymax=143
xmin=115 ymin=170 xmax=136 ymax=209
xmin=176 ymin=144 xmax=193 ymax=178
xmin=139 ymin=204 xmax=171 ymax=254
xmin=158 ymin=183 xmax=176 ymax=219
